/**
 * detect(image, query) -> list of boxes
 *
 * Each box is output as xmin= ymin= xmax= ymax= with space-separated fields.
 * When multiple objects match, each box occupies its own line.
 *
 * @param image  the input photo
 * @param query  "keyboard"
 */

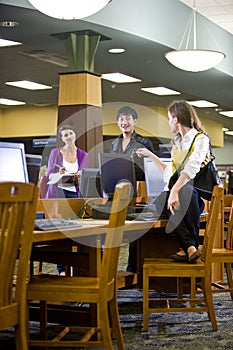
xmin=34 ymin=218 xmax=82 ymax=231
xmin=126 ymin=211 xmax=160 ymax=221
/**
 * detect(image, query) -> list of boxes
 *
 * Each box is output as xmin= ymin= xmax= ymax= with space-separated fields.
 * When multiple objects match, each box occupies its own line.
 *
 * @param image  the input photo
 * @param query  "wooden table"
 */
xmin=32 ymin=214 xmax=212 ymax=282
xmin=34 ymin=197 xmax=223 ymax=287
xmin=30 ymin=210 xmax=224 ymax=326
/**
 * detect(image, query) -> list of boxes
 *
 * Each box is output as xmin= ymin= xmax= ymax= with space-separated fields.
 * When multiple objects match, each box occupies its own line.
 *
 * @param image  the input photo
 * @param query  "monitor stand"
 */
xmin=92 ymin=199 xmax=113 ymax=219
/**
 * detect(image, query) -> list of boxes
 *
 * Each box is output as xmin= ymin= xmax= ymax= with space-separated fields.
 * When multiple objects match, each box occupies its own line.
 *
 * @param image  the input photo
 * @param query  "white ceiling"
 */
xmin=180 ymin=0 xmax=233 ymax=34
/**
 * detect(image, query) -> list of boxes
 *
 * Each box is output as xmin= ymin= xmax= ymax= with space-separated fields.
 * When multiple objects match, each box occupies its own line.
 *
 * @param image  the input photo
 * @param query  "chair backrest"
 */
xmin=100 ymin=182 xmax=131 ymax=289
xmin=224 ymin=194 xmax=233 ymax=208
xmin=225 ymin=199 xmax=233 ymax=249
xmin=201 ymin=185 xmax=224 ymax=265
xmin=0 ymin=182 xmax=38 ymax=307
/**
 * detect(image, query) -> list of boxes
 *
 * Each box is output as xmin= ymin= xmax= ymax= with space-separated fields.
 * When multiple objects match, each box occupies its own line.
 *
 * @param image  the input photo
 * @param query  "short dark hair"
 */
xmin=116 ymin=106 xmax=138 ymax=120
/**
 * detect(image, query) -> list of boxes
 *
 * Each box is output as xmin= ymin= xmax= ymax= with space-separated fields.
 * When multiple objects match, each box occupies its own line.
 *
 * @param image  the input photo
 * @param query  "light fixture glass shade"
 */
xmin=27 ymin=0 xmax=110 ymax=20
xmin=164 ymin=50 xmax=225 ymax=72
xmin=164 ymin=1 xmax=226 ymax=72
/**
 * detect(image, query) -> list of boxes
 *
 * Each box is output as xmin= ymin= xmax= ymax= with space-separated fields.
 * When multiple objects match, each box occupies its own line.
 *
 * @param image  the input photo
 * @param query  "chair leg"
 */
xmin=15 ymin=325 xmax=28 ymax=350
xmin=177 ymin=277 xmax=183 ymax=299
xmin=99 ymin=300 xmax=114 ymax=350
xmin=108 ymin=297 xmax=125 ymax=350
xmin=190 ymin=276 xmax=196 ymax=308
xmin=204 ymin=277 xmax=218 ymax=331
xmin=14 ymin=293 xmax=28 ymax=350
xmin=143 ymin=269 xmax=149 ymax=332
xmin=226 ymin=263 xmax=233 ymax=300
xmin=39 ymin=300 xmax=48 ymax=350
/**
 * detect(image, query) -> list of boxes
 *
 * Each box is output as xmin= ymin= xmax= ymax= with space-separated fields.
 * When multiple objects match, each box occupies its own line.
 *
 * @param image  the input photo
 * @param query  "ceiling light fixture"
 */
xmin=101 ymin=73 xmax=141 ymax=83
xmin=141 ymin=87 xmax=181 ymax=96
xmin=0 ymin=38 xmax=22 ymax=47
xmin=164 ymin=0 xmax=225 ymax=72
xmin=5 ymin=80 xmax=52 ymax=90
xmin=0 ymin=21 xmax=19 ymax=27
xmin=108 ymin=48 xmax=126 ymax=54
xmin=187 ymin=100 xmax=218 ymax=108
xmin=0 ymin=98 xmax=26 ymax=106
xmin=219 ymin=111 xmax=233 ymax=118
xmin=27 ymin=0 xmax=110 ymax=20
xmin=225 ymin=131 xmax=233 ymax=136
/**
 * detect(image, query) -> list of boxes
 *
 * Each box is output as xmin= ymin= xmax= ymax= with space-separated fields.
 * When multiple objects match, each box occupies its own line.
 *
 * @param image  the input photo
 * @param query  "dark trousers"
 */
xmin=126 ymin=241 xmax=137 ymax=272
xmin=155 ymin=184 xmax=204 ymax=253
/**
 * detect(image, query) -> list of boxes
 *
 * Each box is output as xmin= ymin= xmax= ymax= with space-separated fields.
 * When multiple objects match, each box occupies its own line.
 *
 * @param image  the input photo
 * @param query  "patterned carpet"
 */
xmin=117 ymin=289 xmax=233 ymax=349
xmin=1 ymin=289 xmax=233 ymax=349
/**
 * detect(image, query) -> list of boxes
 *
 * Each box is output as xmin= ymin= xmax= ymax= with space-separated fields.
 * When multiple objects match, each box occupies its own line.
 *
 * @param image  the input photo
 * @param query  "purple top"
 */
xmin=45 ymin=147 xmax=88 ymax=198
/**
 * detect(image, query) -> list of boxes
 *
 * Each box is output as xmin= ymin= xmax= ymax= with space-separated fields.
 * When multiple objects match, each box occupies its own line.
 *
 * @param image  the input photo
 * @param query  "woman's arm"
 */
xmin=136 ymin=148 xmax=167 ymax=172
xmin=182 ymin=133 xmax=209 ymax=180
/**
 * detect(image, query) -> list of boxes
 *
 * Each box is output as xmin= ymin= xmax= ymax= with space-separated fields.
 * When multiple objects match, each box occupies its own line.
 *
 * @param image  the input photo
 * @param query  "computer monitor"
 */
xmin=144 ymin=157 xmax=171 ymax=198
xmin=26 ymin=154 xmax=42 ymax=185
xmin=98 ymin=153 xmax=136 ymax=200
xmin=79 ymin=168 xmax=101 ymax=198
xmin=0 ymin=142 xmax=29 ymax=183
xmin=159 ymin=143 xmax=172 ymax=158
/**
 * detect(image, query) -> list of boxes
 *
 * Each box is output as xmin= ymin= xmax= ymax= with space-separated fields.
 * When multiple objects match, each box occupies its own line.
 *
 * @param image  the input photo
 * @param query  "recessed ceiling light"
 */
xmin=222 ymin=127 xmax=229 ymax=132
xmin=5 ymin=80 xmax=52 ymax=90
xmin=101 ymin=73 xmax=141 ymax=83
xmin=0 ymin=38 xmax=22 ymax=47
xmin=141 ymin=87 xmax=181 ymax=96
xmin=108 ymin=48 xmax=125 ymax=54
xmin=225 ymin=131 xmax=233 ymax=136
xmin=219 ymin=111 xmax=233 ymax=118
xmin=0 ymin=98 xmax=26 ymax=106
xmin=187 ymin=100 xmax=218 ymax=108
xmin=0 ymin=21 xmax=19 ymax=27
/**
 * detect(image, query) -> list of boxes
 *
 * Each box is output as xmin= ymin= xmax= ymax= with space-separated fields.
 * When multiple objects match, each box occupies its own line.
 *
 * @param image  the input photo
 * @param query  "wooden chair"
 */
xmin=27 ymin=181 xmax=131 ymax=349
xmin=0 ymin=182 xmax=39 ymax=350
xmin=223 ymin=194 xmax=233 ymax=229
xmin=143 ymin=185 xmax=223 ymax=332
xmin=212 ymin=197 xmax=233 ymax=299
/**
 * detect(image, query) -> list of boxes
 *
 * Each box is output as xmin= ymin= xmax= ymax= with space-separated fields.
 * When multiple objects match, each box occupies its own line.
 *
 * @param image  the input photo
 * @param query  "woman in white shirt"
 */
xmin=137 ymin=100 xmax=210 ymax=263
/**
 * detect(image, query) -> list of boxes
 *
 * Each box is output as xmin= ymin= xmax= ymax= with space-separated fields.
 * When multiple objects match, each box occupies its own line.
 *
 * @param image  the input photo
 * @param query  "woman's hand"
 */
xmin=136 ymin=148 xmax=153 ymax=158
xmin=71 ymin=172 xmax=80 ymax=185
xmin=167 ymin=187 xmax=180 ymax=215
xmin=59 ymin=166 xmax=66 ymax=174
xmin=167 ymin=172 xmax=189 ymax=214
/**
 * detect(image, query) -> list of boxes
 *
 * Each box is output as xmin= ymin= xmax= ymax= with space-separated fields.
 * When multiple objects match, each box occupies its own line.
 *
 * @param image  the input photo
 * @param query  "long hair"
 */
xmin=168 ymin=100 xmax=206 ymax=133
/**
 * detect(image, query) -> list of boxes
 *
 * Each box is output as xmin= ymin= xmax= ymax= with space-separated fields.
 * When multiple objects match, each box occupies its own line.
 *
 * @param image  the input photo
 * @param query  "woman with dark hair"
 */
xmin=137 ymin=100 xmax=210 ymax=263
xmin=45 ymin=124 xmax=88 ymax=275
xmin=46 ymin=124 xmax=88 ymax=199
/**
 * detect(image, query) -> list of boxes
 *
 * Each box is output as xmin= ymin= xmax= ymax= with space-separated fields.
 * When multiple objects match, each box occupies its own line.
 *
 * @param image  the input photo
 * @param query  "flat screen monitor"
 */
xmin=159 ymin=143 xmax=172 ymax=158
xmin=0 ymin=142 xmax=29 ymax=183
xmin=26 ymin=154 xmax=42 ymax=185
xmin=98 ymin=153 xmax=136 ymax=200
xmin=144 ymin=157 xmax=171 ymax=198
xmin=79 ymin=168 xmax=101 ymax=198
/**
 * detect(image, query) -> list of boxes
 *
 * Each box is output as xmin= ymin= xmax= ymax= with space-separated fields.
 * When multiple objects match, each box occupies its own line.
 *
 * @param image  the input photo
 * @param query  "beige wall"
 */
xmin=0 ymin=103 xmax=224 ymax=148
xmin=102 ymin=102 xmax=224 ymax=147
xmin=0 ymin=106 xmax=58 ymax=137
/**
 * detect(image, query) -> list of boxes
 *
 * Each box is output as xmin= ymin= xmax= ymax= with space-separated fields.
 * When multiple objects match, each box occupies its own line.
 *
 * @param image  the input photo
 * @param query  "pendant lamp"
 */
xmin=164 ymin=1 xmax=225 ymax=72
xmin=27 ymin=0 xmax=110 ymax=20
